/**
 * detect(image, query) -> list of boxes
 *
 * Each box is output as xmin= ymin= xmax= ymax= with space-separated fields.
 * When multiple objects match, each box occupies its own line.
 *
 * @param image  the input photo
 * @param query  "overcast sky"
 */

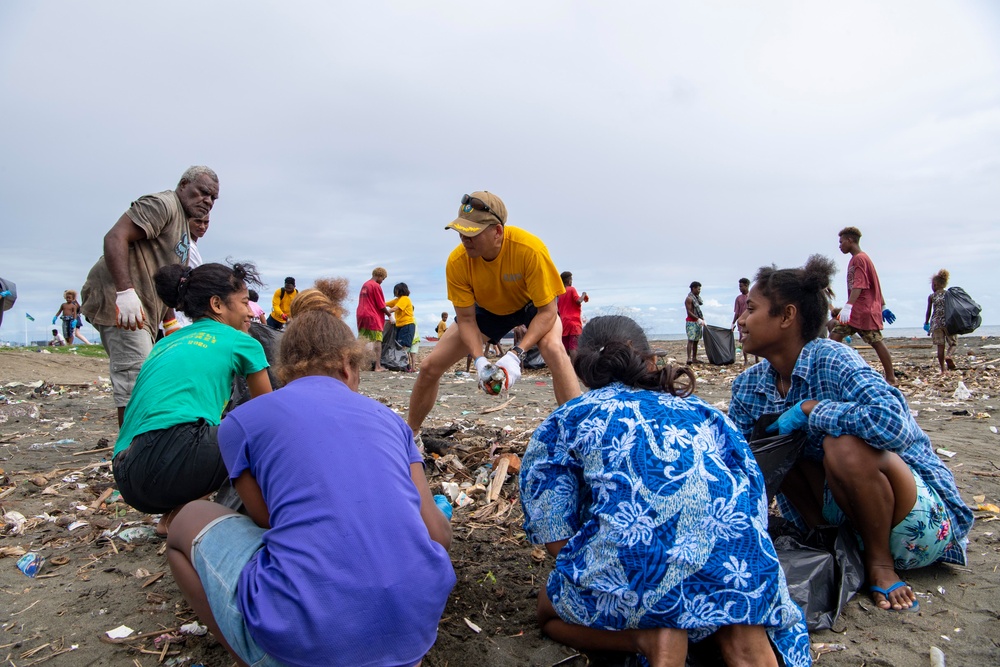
xmin=2 ymin=1 xmax=998 ymax=344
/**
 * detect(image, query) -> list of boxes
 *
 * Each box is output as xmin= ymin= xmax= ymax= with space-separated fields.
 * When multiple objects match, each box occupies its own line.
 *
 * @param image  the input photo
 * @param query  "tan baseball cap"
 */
xmin=445 ymin=191 xmax=508 ymax=237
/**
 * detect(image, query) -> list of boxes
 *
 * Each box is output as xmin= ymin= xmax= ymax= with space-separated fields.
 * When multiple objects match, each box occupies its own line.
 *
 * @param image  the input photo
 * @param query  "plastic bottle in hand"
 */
xmin=483 ymin=365 xmax=508 ymax=396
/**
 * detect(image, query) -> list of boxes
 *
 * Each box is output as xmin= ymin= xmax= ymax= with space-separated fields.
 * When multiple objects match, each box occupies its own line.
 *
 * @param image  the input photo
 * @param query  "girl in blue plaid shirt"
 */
xmin=730 ymin=256 xmax=971 ymax=614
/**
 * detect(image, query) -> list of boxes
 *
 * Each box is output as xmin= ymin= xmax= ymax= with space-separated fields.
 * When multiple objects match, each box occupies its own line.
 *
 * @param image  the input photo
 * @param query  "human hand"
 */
xmin=114 ymin=288 xmax=146 ymax=330
xmin=0 ymin=290 xmax=11 ymax=298
xmin=766 ymin=400 xmax=809 ymax=435
xmin=582 ymin=292 xmax=589 ymax=303
xmin=474 ymin=356 xmax=494 ymax=391
xmin=837 ymin=304 xmax=853 ymax=325
xmin=433 ymin=494 xmax=453 ymax=521
xmin=163 ymin=318 xmax=182 ymax=336
xmin=923 ymin=323 xmax=930 ymax=334
xmin=882 ymin=308 xmax=896 ymax=325
xmin=697 ymin=319 xmax=705 ymax=327
xmin=495 ymin=351 xmax=522 ymax=389
xmin=52 ymin=316 xmax=58 ymax=325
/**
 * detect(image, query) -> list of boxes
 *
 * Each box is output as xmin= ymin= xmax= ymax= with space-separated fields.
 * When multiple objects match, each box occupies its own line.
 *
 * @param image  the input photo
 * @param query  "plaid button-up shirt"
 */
xmin=729 ymin=338 xmax=971 ymax=566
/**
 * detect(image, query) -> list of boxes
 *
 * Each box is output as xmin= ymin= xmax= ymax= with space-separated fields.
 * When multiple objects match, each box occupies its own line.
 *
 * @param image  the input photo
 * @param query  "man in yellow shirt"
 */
xmin=407 ymin=191 xmax=579 ymax=437
xmin=268 ymin=277 xmax=297 ymax=330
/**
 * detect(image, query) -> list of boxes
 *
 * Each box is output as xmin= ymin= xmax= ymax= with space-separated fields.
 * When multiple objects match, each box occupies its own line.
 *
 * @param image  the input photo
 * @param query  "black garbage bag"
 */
xmin=523 ymin=345 xmax=546 ymax=369
xmin=229 ymin=322 xmax=284 ymax=409
xmin=770 ymin=519 xmax=865 ymax=631
xmin=748 ymin=413 xmax=806 ymax=503
xmin=380 ymin=320 xmax=410 ymax=371
xmin=944 ymin=286 xmax=982 ymax=336
xmin=703 ymin=325 xmax=735 ymax=365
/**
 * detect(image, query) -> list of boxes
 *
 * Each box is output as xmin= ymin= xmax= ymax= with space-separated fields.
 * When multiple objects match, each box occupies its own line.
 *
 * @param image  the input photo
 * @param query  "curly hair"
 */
xmin=753 ymin=255 xmax=837 ymax=342
xmin=154 ymin=261 xmax=261 ymax=320
xmin=838 ymin=226 xmax=862 ymax=242
xmin=574 ymin=315 xmax=694 ymax=397
xmin=278 ymin=278 xmax=365 ymax=384
xmin=931 ymin=269 xmax=950 ymax=291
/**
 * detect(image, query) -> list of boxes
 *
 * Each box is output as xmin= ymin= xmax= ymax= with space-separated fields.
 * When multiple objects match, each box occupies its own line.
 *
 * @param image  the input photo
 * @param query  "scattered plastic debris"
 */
xmin=105 ymin=625 xmax=134 ymax=639
xmin=953 ymin=382 xmax=972 ymax=400
xmin=180 ymin=621 xmax=209 ymax=636
xmin=117 ymin=525 xmax=159 ymax=543
xmin=16 ymin=552 xmax=45 ymax=577
xmin=936 ymin=448 xmax=957 ymax=458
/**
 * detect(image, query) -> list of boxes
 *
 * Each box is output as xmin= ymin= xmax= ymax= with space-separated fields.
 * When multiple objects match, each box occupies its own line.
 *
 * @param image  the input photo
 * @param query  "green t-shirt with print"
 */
xmin=115 ymin=319 xmax=268 ymax=456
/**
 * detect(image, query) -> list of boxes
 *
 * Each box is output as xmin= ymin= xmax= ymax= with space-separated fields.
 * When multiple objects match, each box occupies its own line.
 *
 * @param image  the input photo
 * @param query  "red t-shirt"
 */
xmin=558 ymin=286 xmax=583 ymax=336
xmin=846 ymin=252 xmax=884 ymax=331
xmin=356 ymin=279 xmax=387 ymax=332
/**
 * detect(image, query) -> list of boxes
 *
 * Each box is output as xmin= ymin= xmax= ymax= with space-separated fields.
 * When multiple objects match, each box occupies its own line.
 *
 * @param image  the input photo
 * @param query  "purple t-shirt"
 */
xmin=218 ymin=376 xmax=455 ymax=667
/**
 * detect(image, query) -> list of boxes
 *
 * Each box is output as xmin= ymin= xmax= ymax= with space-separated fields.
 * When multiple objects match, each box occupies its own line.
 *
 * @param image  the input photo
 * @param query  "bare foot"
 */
xmin=946 ymin=358 xmax=957 ymax=371
xmin=155 ymin=507 xmax=182 ymax=537
xmin=374 ymin=367 xmax=387 ymax=372
xmin=869 ymin=565 xmax=916 ymax=610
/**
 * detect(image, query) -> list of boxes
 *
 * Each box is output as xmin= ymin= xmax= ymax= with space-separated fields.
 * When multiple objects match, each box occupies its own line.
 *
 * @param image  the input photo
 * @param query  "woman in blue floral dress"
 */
xmin=520 ymin=315 xmax=810 ymax=667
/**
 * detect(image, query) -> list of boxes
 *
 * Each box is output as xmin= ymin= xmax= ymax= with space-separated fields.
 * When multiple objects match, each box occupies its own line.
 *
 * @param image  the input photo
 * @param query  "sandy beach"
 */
xmin=1 ymin=337 xmax=999 ymax=666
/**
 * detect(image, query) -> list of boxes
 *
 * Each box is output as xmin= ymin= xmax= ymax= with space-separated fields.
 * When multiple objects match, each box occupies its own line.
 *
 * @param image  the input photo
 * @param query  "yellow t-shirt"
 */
xmin=446 ymin=226 xmax=564 ymax=316
xmin=271 ymin=288 xmax=297 ymax=322
xmin=436 ymin=320 xmax=448 ymax=337
xmin=386 ymin=295 xmax=415 ymax=327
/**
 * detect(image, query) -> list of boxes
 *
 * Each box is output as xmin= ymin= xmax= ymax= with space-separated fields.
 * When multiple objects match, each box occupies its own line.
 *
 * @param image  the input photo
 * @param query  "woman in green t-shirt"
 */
xmin=112 ymin=262 xmax=273 ymax=535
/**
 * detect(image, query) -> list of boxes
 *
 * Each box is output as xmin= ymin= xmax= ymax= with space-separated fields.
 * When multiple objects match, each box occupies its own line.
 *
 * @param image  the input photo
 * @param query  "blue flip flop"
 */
xmin=870 ymin=581 xmax=919 ymax=612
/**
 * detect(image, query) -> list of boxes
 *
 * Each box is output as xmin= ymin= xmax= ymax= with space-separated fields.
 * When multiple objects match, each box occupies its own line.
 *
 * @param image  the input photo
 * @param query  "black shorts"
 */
xmin=475 ymin=303 xmax=537 ymax=344
xmin=112 ymin=420 xmax=228 ymax=514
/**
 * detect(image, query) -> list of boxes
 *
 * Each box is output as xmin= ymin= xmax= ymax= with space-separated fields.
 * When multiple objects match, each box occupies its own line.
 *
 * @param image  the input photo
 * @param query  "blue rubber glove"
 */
xmin=923 ymin=323 xmax=930 ymax=333
xmin=0 ymin=290 xmax=10 ymax=298
xmin=433 ymin=494 xmax=453 ymax=521
xmin=766 ymin=400 xmax=809 ymax=435
xmin=52 ymin=316 xmax=58 ymax=324
xmin=882 ymin=308 xmax=896 ymax=325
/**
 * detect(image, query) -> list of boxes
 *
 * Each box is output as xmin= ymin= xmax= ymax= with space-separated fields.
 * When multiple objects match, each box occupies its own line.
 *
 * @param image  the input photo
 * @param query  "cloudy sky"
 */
xmin=2 ymin=1 xmax=998 ymax=344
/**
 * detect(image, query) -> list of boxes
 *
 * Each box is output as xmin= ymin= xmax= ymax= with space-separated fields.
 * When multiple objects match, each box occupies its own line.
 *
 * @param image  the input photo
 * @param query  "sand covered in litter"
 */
xmin=1 ymin=337 xmax=998 ymax=666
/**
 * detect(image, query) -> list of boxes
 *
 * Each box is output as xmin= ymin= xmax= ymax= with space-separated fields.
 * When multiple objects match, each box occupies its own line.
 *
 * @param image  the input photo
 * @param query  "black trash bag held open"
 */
xmin=748 ymin=414 xmax=864 ymax=631
xmin=380 ymin=320 xmax=410 ymax=371
xmin=747 ymin=413 xmax=806 ymax=504
xmin=703 ymin=324 xmax=736 ymax=365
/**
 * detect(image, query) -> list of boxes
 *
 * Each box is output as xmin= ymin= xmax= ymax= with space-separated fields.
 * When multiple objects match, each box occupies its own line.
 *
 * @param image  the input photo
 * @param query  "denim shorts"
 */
xmin=822 ymin=468 xmax=951 ymax=570
xmin=192 ymin=514 xmax=288 ymax=667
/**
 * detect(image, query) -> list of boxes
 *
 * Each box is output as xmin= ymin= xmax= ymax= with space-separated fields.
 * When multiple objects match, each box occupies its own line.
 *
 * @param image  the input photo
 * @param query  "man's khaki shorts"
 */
xmin=831 ymin=323 xmax=883 ymax=345
xmin=931 ymin=328 xmax=957 ymax=348
xmin=96 ymin=323 xmax=155 ymax=407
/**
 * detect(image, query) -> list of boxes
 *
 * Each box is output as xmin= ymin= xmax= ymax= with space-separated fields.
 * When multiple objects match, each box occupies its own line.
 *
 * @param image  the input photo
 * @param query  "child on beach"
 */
xmin=924 ymin=269 xmax=958 ymax=373
xmin=52 ymin=290 xmax=81 ymax=345
xmin=247 ymin=289 xmax=267 ymax=325
xmin=730 ymin=256 xmax=972 ymax=612
xmin=520 ymin=315 xmax=809 ymax=667
xmin=408 ymin=321 xmax=420 ymax=372
xmin=112 ymin=262 xmax=272 ymax=535
xmin=387 ymin=282 xmax=416 ymax=351
xmin=166 ymin=278 xmax=455 ymax=667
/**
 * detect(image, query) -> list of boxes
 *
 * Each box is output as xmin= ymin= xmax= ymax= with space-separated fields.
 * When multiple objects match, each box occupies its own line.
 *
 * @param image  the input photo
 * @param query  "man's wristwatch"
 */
xmin=511 ymin=346 xmax=526 ymax=364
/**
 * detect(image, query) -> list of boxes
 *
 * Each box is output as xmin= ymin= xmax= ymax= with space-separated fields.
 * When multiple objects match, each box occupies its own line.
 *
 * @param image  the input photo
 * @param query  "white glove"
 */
xmin=837 ymin=303 xmax=853 ymax=325
xmin=697 ymin=319 xmax=705 ymax=327
xmin=474 ymin=356 xmax=493 ymax=391
xmin=495 ymin=351 xmax=522 ymax=390
xmin=115 ymin=288 xmax=146 ymax=330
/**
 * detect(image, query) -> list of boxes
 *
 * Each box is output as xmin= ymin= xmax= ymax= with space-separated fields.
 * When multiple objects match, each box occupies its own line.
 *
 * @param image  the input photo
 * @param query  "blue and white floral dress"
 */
xmin=520 ymin=383 xmax=811 ymax=666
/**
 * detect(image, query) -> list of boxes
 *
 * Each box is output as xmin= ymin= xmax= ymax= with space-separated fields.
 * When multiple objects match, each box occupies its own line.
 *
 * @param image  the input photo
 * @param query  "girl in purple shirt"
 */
xmin=167 ymin=278 xmax=454 ymax=667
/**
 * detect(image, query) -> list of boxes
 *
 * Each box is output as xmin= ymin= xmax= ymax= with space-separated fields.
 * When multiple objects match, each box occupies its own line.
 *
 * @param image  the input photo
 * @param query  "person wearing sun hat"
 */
xmin=406 ymin=191 xmax=580 ymax=439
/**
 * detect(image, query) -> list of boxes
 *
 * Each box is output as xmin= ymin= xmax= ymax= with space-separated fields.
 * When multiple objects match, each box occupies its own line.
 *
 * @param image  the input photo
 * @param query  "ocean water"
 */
xmin=648 ymin=324 xmax=1000 ymax=342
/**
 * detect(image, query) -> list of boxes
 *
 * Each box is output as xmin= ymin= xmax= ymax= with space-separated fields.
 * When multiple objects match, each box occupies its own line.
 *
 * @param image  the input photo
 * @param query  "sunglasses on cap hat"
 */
xmin=461 ymin=194 xmax=503 ymax=224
